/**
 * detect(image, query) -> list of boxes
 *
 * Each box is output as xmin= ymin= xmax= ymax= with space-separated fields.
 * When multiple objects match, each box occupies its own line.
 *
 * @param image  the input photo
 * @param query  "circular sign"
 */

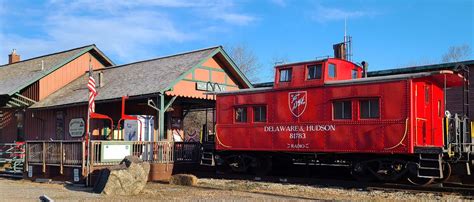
xmin=69 ymin=118 xmax=85 ymax=137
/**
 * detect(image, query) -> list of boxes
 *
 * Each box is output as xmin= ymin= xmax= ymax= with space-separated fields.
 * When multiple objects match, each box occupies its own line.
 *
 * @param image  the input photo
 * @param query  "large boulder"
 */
xmin=93 ymin=156 xmax=150 ymax=195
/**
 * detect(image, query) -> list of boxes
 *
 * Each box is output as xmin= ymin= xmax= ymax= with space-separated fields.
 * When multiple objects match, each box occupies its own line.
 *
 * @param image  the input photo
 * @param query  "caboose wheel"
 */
xmin=351 ymin=162 xmax=377 ymax=182
xmin=228 ymin=155 xmax=252 ymax=173
xmin=407 ymin=175 xmax=435 ymax=186
xmin=252 ymin=156 xmax=272 ymax=176
xmin=435 ymin=162 xmax=452 ymax=183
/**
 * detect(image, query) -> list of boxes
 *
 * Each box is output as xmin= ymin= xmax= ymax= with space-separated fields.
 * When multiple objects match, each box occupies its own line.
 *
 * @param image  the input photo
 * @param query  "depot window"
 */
xmin=235 ymin=107 xmax=247 ymax=123
xmin=279 ymin=68 xmax=292 ymax=82
xmin=307 ymin=64 xmax=322 ymax=80
xmin=328 ymin=63 xmax=336 ymax=78
xmin=360 ymin=99 xmax=380 ymax=119
xmin=253 ymin=106 xmax=267 ymax=122
xmin=333 ymin=100 xmax=352 ymax=120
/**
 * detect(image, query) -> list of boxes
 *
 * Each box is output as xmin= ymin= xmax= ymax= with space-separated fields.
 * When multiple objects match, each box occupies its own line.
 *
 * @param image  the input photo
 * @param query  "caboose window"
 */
xmin=307 ymin=64 xmax=322 ymax=80
xmin=352 ymin=69 xmax=358 ymax=79
xmin=253 ymin=106 xmax=267 ymax=122
xmin=333 ymin=101 xmax=351 ymax=119
xmin=235 ymin=107 xmax=247 ymax=122
xmin=279 ymin=68 xmax=292 ymax=82
xmin=360 ymin=99 xmax=380 ymax=119
xmin=328 ymin=64 xmax=336 ymax=78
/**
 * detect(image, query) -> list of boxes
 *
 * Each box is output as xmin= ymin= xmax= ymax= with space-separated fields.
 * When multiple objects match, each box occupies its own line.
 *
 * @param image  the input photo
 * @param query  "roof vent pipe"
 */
xmin=98 ymin=71 xmax=104 ymax=87
xmin=361 ymin=61 xmax=368 ymax=78
xmin=41 ymin=60 xmax=44 ymax=71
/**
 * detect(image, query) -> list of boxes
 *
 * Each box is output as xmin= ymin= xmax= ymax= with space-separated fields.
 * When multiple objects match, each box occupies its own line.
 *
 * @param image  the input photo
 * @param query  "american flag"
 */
xmin=87 ymin=68 xmax=97 ymax=114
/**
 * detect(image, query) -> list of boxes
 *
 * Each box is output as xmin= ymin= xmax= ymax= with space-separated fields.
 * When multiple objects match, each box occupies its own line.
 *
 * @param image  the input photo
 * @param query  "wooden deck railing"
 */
xmin=90 ymin=141 xmax=174 ymax=166
xmin=25 ymin=140 xmax=200 ymax=175
xmin=174 ymin=142 xmax=201 ymax=163
xmin=25 ymin=141 xmax=84 ymax=173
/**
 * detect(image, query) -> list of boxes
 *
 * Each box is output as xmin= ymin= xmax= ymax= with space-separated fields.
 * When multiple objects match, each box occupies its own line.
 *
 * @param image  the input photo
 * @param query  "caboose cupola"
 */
xmin=273 ymin=58 xmax=363 ymax=89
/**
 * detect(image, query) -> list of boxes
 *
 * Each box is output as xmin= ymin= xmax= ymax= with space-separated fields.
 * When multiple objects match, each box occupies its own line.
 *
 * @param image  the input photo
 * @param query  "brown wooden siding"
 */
xmin=39 ymin=52 xmax=105 ymax=100
xmin=0 ymin=109 xmax=18 ymax=143
xmin=25 ymin=100 xmax=160 ymax=141
xmin=20 ymin=81 xmax=40 ymax=101
xmin=26 ymin=105 xmax=88 ymax=141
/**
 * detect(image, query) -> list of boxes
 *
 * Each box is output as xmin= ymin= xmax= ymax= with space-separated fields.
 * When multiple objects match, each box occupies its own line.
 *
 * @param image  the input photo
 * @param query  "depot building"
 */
xmin=0 ymin=45 xmax=252 ymax=144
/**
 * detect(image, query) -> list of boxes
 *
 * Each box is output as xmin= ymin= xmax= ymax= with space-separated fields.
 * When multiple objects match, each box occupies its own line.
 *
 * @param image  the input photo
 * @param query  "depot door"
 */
xmin=415 ymin=82 xmax=433 ymax=146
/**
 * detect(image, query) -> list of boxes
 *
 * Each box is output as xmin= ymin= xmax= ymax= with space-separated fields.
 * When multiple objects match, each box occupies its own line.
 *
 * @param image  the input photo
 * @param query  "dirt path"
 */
xmin=0 ymin=178 xmax=468 ymax=201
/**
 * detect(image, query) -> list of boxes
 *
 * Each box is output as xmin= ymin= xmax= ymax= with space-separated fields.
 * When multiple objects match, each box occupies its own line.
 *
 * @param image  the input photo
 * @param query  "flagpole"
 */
xmin=86 ymin=57 xmax=92 ymax=187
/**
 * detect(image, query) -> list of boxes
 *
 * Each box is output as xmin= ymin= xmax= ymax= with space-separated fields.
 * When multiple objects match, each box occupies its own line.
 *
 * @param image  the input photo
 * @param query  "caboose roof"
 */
xmin=274 ymin=57 xmax=360 ymax=68
xmin=214 ymin=70 xmax=462 ymax=96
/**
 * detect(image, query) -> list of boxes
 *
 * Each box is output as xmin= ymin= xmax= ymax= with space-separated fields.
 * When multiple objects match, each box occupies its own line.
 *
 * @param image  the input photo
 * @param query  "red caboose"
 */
xmin=213 ymin=57 xmax=467 ymax=185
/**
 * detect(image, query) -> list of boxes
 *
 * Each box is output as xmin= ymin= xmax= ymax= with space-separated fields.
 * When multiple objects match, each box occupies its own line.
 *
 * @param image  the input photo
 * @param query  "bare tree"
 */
xmin=227 ymin=44 xmax=261 ymax=82
xmin=441 ymin=44 xmax=472 ymax=63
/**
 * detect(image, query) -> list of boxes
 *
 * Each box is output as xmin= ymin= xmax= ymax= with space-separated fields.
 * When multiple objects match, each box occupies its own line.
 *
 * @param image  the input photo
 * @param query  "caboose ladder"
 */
xmin=200 ymin=142 xmax=215 ymax=166
xmin=200 ymin=151 xmax=215 ymax=166
xmin=417 ymin=153 xmax=443 ymax=179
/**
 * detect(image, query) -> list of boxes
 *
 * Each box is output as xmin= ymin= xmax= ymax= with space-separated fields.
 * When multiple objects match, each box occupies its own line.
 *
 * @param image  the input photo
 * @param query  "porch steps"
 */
xmin=417 ymin=154 xmax=443 ymax=179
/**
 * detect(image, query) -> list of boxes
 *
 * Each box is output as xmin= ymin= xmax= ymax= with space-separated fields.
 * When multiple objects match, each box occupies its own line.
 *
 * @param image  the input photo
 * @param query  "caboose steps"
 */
xmin=417 ymin=154 xmax=443 ymax=179
xmin=201 ymin=151 xmax=215 ymax=166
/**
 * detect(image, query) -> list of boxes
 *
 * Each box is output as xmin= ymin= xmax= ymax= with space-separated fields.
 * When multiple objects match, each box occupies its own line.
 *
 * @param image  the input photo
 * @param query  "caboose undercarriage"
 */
xmin=214 ymin=112 xmax=474 ymax=186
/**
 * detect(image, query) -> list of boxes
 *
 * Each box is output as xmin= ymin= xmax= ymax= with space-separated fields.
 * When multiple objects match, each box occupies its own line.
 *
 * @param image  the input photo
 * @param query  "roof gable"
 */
xmin=32 ymin=46 xmax=253 ymax=109
xmin=0 ymin=45 xmax=114 ymax=96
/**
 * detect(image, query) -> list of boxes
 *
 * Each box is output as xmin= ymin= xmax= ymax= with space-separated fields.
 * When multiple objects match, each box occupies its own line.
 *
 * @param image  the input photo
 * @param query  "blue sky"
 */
xmin=0 ymin=0 xmax=473 ymax=82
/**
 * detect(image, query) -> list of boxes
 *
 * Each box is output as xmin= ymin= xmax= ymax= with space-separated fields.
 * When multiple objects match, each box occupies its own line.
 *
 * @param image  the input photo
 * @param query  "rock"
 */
xmin=169 ymin=174 xmax=198 ymax=186
xmin=93 ymin=156 xmax=150 ymax=195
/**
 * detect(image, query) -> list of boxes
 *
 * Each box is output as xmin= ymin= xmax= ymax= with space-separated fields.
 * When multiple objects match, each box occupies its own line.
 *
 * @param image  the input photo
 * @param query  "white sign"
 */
xmin=196 ymin=82 xmax=226 ymax=92
xmin=124 ymin=120 xmax=139 ymax=141
xmin=102 ymin=144 xmax=132 ymax=161
xmin=73 ymin=168 xmax=80 ymax=182
xmin=69 ymin=118 xmax=85 ymax=137
xmin=28 ymin=165 xmax=33 ymax=178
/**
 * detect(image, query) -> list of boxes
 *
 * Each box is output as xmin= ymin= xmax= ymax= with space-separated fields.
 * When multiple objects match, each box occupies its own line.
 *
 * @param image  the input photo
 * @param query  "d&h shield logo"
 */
xmin=288 ymin=91 xmax=307 ymax=117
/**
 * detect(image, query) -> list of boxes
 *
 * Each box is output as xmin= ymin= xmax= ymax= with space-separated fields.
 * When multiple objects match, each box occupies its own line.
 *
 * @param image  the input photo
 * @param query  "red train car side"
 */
xmin=213 ymin=58 xmax=468 ymax=185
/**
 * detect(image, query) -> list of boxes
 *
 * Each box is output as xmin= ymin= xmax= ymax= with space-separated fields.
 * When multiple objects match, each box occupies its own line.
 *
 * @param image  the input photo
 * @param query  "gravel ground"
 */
xmin=0 ymin=177 xmax=469 ymax=201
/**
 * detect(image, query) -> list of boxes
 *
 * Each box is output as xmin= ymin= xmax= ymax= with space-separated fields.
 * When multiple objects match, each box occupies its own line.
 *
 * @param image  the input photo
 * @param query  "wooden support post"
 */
xmin=159 ymin=93 xmax=165 ymax=140
xmin=60 ymin=142 xmax=63 ymax=174
xmin=90 ymin=142 xmax=95 ymax=170
xmin=42 ymin=142 xmax=46 ymax=173
xmin=24 ymin=142 xmax=29 ymax=173
xmin=82 ymin=141 xmax=86 ymax=177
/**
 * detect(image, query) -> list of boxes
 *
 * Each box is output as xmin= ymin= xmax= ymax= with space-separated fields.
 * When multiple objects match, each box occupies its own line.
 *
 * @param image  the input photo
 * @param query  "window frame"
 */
xmin=279 ymin=68 xmax=292 ymax=82
xmin=328 ymin=63 xmax=337 ymax=78
xmin=253 ymin=105 xmax=267 ymax=123
xmin=351 ymin=69 xmax=358 ymax=79
xmin=306 ymin=64 xmax=323 ymax=80
xmin=332 ymin=100 xmax=352 ymax=120
xmin=234 ymin=106 xmax=248 ymax=123
xmin=359 ymin=98 xmax=381 ymax=119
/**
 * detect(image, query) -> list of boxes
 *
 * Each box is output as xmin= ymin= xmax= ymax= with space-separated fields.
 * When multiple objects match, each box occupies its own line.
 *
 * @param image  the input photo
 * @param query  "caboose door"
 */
xmin=415 ymin=82 xmax=434 ymax=146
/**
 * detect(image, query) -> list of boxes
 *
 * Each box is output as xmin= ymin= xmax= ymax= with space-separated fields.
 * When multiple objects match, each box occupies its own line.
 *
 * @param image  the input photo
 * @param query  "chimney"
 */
xmin=361 ymin=61 xmax=368 ymax=78
xmin=8 ymin=49 xmax=20 ymax=64
xmin=333 ymin=43 xmax=346 ymax=60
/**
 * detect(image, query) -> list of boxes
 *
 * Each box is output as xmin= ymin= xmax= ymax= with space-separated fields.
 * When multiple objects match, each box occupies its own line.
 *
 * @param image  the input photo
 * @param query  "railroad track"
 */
xmin=185 ymin=166 xmax=474 ymax=196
